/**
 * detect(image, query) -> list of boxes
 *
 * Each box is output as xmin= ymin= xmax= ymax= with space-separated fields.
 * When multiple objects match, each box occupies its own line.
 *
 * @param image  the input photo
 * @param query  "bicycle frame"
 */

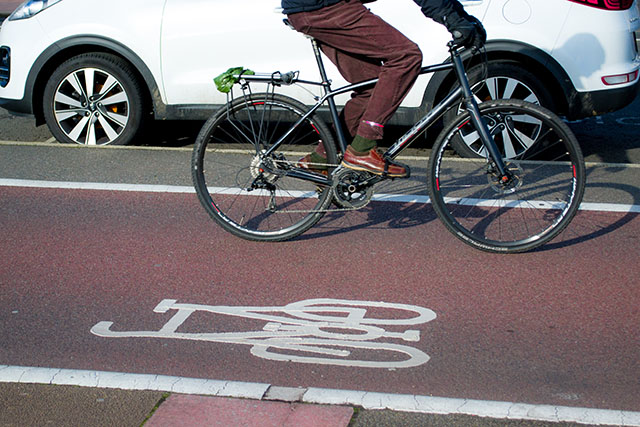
xmin=237 ymin=38 xmax=509 ymax=187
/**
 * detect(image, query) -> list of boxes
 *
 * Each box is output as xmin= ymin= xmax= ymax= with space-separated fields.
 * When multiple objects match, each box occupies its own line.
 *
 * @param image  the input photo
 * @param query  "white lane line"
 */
xmin=305 ymin=387 xmax=640 ymax=426
xmin=1 ymin=365 xmax=639 ymax=426
xmin=0 ymin=179 xmax=195 ymax=194
xmin=1 ymin=178 xmax=639 ymax=213
xmin=2 ymin=140 xmax=640 ymax=168
xmin=0 ymin=365 xmax=268 ymax=400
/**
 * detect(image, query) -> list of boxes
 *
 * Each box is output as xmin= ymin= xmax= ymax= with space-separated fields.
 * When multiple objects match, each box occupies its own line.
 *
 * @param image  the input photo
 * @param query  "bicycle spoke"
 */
xmin=192 ymin=93 xmax=337 ymax=241
xmin=429 ymin=100 xmax=585 ymax=253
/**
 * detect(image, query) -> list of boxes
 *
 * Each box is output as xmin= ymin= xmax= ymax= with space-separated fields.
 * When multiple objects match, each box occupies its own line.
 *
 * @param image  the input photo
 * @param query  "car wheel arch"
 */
xmin=29 ymin=35 xmax=166 ymax=125
xmin=420 ymin=40 xmax=575 ymax=119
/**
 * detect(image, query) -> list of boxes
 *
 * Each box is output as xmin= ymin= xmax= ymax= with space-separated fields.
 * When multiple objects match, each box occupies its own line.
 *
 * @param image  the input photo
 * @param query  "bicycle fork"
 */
xmin=451 ymin=52 xmax=511 ymax=181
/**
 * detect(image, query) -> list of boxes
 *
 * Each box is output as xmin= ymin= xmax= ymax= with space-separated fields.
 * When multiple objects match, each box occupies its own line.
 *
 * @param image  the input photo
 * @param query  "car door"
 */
xmin=160 ymin=0 xmax=314 ymax=108
xmin=367 ymin=0 xmax=491 ymax=107
xmin=160 ymin=0 xmax=491 ymax=109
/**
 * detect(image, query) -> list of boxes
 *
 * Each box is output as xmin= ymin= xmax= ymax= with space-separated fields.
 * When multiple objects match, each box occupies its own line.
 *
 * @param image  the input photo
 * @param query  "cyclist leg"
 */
xmin=318 ymin=43 xmax=380 ymax=138
xmin=287 ymin=1 xmax=422 ymax=176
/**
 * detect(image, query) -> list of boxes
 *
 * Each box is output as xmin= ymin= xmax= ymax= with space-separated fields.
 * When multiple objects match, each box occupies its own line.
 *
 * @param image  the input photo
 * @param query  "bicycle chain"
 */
xmin=265 ymin=159 xmax=373 ymax=214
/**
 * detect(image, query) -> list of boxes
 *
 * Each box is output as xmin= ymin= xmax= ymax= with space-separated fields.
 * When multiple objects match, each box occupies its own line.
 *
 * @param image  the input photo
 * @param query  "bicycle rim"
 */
xmin=429 ymin=100 xmax=585 ymax=253
xmin=192 ymin=93 xmax=337 ymax=241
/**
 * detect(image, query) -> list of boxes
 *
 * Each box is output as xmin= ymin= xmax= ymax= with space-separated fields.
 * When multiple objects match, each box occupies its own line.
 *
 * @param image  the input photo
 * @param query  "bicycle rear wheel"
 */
xmin=428 ymin=99 xmax=585 ymax=253
xmin=192 ymin=93 xmax=337 ymax=241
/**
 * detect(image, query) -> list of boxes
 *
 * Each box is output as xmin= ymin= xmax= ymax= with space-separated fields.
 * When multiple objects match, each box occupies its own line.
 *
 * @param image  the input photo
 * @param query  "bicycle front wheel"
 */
xmin=192 ymin=93 xmax=337 ymax=241
xmin=428 ymin=100 xmax=585 ymax=253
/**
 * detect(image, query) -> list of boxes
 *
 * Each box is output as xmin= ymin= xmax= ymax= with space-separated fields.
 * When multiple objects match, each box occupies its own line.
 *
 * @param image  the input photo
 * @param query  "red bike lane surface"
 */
xmin=1 ymin=186 xmax=638 ymax=412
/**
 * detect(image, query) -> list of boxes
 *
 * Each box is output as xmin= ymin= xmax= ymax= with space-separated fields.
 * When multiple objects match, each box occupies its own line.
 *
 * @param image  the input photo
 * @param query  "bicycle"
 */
xmin=192 ymin=21 xmax=585 ymax=253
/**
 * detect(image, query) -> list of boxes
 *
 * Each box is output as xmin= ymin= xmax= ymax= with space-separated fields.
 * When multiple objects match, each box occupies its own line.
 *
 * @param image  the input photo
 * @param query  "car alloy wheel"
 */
xmin=54 ymin=67 xmax=130 ymax=145
xmin=445 ymin=62 xmax=554 ymax=158
xmin=43 ymin=53 xmax=145 ymax=146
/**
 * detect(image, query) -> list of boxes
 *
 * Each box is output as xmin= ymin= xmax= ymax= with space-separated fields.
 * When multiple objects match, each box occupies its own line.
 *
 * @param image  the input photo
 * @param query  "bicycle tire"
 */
xmin=192 ymin=93 xmax=337 ymax=241
xmin=428 ymin=99 xmax=585 ymax=253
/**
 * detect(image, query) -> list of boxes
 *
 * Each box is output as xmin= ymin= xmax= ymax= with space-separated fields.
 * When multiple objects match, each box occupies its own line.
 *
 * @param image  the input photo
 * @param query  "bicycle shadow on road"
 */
xmin=531 ymin=179 xmax=640 ymax=252
xmin=300 ymin=178 xmax=639 ymax=251
xmin=298 ymin=199 xmax=439 ymax=241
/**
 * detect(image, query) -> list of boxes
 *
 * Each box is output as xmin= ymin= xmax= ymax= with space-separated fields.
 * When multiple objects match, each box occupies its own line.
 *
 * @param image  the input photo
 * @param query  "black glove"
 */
xmin=442 ymin=13 xmax=487 ymax=53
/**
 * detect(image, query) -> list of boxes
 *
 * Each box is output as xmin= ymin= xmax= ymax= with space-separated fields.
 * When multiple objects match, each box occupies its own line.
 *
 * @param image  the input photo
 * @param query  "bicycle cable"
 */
xmin=478 ymin=46 xmax=489 ymax=83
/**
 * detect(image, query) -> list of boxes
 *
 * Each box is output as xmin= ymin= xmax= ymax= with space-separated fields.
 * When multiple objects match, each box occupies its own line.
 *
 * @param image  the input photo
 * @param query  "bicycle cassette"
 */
xmin=331 ymin=168 xmax=374 ymax=209
xmin=250 ymin=152 xmax=278 ymax=184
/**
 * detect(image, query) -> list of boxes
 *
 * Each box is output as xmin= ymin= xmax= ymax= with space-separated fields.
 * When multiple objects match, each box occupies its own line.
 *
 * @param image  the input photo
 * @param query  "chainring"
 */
xmin=331 ymin=168 xmax=374 ymax=209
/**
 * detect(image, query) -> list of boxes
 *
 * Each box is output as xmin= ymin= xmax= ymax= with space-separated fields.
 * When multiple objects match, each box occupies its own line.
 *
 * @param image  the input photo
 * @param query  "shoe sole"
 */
xmin=340 ymin=160 xmax=409 ymax=178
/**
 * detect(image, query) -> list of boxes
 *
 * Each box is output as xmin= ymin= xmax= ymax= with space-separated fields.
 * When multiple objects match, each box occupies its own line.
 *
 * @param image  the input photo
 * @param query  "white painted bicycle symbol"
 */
xmin=91 ymin=298 xmax=436 ymax=369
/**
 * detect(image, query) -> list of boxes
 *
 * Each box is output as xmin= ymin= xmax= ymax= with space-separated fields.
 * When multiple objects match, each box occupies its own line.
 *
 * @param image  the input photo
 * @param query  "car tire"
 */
xmin=43 ymin=53 xmax=145 ymax=146
xmin=444 ymin=62 xmax=555 ymax=158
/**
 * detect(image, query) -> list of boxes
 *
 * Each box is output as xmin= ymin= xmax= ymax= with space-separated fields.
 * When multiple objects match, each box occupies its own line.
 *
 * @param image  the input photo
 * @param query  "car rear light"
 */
xmin=568 ymin=0 xmax=634 ymax=10
xmin=602 ymin=70 xmax=639 ymax=85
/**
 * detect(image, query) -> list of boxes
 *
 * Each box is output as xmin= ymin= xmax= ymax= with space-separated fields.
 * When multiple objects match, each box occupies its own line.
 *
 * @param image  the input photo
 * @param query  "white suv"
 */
xmin=1 ymin=0 xmax=639 ymax=150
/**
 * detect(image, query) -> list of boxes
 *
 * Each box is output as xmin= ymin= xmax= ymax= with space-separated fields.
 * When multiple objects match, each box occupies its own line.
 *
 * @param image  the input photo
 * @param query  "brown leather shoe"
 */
xmin=341 ymin=146 xmax=409 ymax=178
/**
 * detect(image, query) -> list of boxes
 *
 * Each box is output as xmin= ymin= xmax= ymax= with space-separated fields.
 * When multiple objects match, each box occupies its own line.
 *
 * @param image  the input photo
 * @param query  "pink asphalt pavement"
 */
xmin=146 ymin=395 xmax=352 ymax=427
xmin=1 ymin=187 xmax=639 ymax=412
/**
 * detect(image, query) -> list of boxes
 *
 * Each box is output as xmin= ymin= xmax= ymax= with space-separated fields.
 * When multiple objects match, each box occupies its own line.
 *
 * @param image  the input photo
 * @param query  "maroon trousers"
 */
xmin=288 ymin=1 xmax=423 ymax=141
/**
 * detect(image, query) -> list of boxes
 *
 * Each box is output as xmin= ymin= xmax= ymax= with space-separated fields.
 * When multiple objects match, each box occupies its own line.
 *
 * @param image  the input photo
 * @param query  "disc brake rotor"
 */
xmin=488 ymin=161 xmax=524 ymax=194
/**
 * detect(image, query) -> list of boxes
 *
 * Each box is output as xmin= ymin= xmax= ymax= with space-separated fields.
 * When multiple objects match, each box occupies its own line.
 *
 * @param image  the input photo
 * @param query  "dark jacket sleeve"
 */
xmin=412 ymin=0 xmax=469 ymax=25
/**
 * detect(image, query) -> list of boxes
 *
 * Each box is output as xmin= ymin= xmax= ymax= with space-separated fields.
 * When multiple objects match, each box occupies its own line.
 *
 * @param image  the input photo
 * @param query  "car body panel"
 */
xmin=554 ymin=2 xmax=640 ymax=91
xmin=0 ymin=0 xmax=639 ymax=123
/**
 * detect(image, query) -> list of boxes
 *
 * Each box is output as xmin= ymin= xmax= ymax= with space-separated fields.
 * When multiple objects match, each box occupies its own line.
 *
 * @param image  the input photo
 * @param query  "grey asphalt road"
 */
xmin=1 ymin=94 xmax=640 ymax=164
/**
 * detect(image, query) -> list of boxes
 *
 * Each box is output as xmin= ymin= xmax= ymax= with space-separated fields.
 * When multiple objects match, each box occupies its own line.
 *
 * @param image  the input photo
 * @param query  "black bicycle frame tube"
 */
xmin=256 ymin=41 xmax=510 ymax=185
xmin=384 ymin=86 xmax=462 ymax=159
xmin=310 ymin=39 xmax=349 ymax=152
xmin=260 ymin=63 xmax=454 ymax=161
xmin=450 ymin=51 xmax=508 ymax=176
xmin=260 ymin=79 xmax=379 ymax=159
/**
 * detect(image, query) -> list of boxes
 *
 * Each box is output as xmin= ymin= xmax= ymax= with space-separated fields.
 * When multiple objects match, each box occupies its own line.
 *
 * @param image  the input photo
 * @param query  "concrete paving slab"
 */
xmin=0 ymin=383 xmax=164 ymax=427
xmin=146 ymin=394 xmax=353 ymax=427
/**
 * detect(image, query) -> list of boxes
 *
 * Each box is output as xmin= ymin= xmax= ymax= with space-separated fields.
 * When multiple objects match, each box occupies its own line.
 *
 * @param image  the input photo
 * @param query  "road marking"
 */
xmin=1 ymin=178 xmax=639 ymax=213
xmin=0 ymin=178 xmax=195 ymax=193
xmin=1 ymin=365 xmax=639 ymax=426
xmin=2 ymin=140 xmax=640 ymax=168
xmin=0 ymin=140 xmax=194 ymax=152
xmin=91 ymin=298 xmax=436 ymax=369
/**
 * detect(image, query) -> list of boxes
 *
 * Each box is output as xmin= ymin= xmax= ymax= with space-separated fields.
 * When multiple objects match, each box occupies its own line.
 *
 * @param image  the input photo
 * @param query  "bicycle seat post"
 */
xmin=283 ymin=18 xmax=348 ymax=151
xmin=310 ymin=38 xmax=349 ymax=152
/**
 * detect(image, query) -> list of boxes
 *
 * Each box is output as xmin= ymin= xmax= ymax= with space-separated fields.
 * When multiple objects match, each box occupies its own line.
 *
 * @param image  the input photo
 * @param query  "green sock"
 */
xmin=309 ymin=152 xmax=326 ymax=163
xmin=351 ymin=135 xmax=377 ymax=153
xmin=308 ymin=151 xmax=327 ymax=169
